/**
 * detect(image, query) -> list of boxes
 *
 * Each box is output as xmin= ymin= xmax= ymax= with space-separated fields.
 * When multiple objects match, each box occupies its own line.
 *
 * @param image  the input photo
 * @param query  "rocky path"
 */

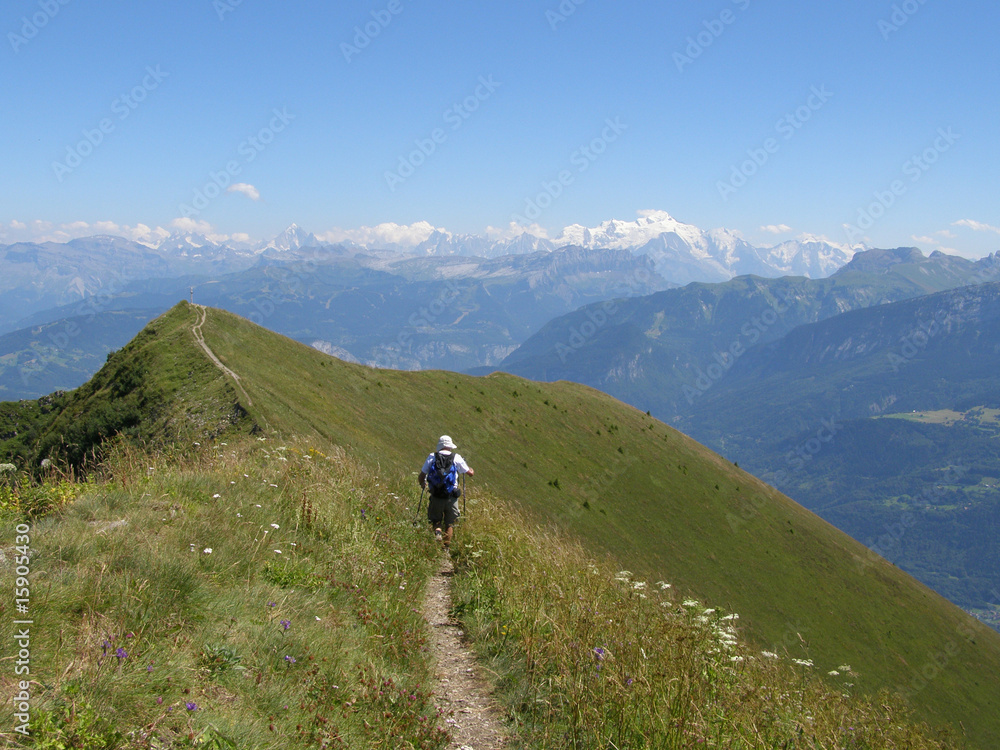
xmin=422 ymin=555 xmax=508 ymax=750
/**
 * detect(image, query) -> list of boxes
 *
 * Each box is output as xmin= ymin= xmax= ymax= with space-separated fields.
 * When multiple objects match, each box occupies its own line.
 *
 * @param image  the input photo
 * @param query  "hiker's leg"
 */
xmin=427 ymin=497 xmax=444 ymax=541
xmin=442 ymin=525 xmax=454 ymax=547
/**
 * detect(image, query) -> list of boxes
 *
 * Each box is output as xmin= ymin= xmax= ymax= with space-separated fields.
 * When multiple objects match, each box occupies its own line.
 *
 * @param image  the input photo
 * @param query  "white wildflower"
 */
xmin=730 ymin=656 xmax=744 ymax=663
xmin=828 ymin=670 xmax=840 ymax=676
xmin=271 ymin=523 xmax=280 ymax=529
xmin=838 ymin=664 xmax=852 ymax=672
xmin=761 ymin=651 xmax=780 ymax=659
xmin=632 ymin=581 xmax=647 ymax=590
xmin=212 ymin=494 xmax=221 ymax=499
xmin=702 ymin=608 xmax=716 ymax=616
xmin=722 ymin=613 xmax=739 ymax=621
xmin=203 ymin=548 xmax=213 ymax=554
xmin=655 ymin=581 xmax=672 ymax=589
xmin=793 ymin=659 xmax=814 ymax=668
xmin=273 ymin=549 xmax=282 ymax=554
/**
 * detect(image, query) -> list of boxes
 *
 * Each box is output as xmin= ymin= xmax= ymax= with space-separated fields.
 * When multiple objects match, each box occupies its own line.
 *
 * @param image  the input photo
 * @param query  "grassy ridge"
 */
xmin=5 ymin=302 xmax=1000 ymax=745
xmin=1 ymin=438 xmax=446 ymax=748
xmin=1 ymin=435 xmax=959 ymax=749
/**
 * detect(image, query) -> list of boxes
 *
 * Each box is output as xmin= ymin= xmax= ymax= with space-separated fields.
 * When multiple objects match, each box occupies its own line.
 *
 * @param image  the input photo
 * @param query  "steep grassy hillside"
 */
xmin=5 ymin=301 xmax=1000 ymax=746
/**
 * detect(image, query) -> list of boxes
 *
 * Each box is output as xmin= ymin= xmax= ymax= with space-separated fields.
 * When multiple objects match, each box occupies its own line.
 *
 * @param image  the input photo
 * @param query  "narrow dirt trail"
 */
xmin=190 ymin=304 xmax=254 ymax=407
xmin=422 ymin=555 xmax=508 ymax=749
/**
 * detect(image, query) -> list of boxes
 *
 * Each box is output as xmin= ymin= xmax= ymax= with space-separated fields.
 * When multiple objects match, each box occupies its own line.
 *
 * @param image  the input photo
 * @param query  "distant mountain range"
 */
xmin=0 ymin=211 xmax=855 ymax=334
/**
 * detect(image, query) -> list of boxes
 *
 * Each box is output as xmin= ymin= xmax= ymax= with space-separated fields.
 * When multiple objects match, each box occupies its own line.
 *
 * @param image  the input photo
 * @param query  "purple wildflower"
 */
xmin=186 ymin=702 xmax=198 ymax=711
xmin=115 ymin=647 xmax=128 ymax=660
xmin=280 ymin=619 xmax=291 ymax=631
xmin=284 ymin=655 xmax=296 ymax=664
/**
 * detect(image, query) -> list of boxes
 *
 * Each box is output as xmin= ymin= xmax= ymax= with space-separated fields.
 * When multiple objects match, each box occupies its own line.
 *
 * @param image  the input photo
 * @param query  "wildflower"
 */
xmin=236 ymin=513 xmax=243 ymax=518
xmin=793 ymin=658 xmax=814 ymax=668
xmin=682 ymin=599 xmax=700 ymax=608
xmin=722 ymin=613 xmax=739 ymax=621
xmin=284 ymin=655 xmax=296 ymax=664
xmin=828 ymin=670 xmax=840 ymax=676
xmin=212 ymin=494 xmax=221 ymax=499
xmin=270 ymin=523 xmax=280 ymax=529
xmin=115 ymin=647 xmax=128 ymax=660
xmin=730 ymin=656 xmax=745 ymax=663
xmin=186 ymin=702 xmax=198 ymax=711
xmin=203 ymin=548 xmax=212 ymax=554
xmin=632 ymin=581 xmax=647 ymax=590
xmin=656 ymin=581 xmax=672 ymax=589
xmin=156 ymin=696 xmax=163 ymax=705
xmin=280 ymin=619 xmax=291 ymax=631
xmin=838 ymin=664 xmax=852 ymax=672
xmin=593 ymin=647 xmax=606 ymax=660
xmin=268 ymin=602 xmax=276 ymax=607
xmin=274 ymin=549 xmax=282 ymax=554
xmin=761 ymin=651 xmax=780 ymax=659
xmin=147 ymin=665 xmax=154 ymax=673
xmin=702 ymin=608 xmax=716 ymax=616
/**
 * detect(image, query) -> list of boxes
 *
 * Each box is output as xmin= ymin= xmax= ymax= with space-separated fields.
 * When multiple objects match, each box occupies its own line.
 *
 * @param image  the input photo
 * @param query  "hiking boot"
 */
xmin=434 ymin=528 xmax=443 ymax=542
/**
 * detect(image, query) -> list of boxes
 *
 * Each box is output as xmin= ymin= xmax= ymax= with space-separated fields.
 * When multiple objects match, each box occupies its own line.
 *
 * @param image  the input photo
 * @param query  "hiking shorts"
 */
xmin=427 ymin=492 xmax=461 ymax=528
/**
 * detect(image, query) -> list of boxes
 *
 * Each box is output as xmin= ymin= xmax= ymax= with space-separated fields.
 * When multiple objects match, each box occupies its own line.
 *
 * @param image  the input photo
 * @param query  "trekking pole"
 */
xmin=413 ymin=487 xmax=425 ymax=527
xmin=462 ymin=474 xmax=467 ymax=518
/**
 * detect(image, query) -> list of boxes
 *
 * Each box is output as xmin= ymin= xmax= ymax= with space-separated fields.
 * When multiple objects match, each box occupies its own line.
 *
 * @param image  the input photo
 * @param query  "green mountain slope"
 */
xmin=5 ymin=301 xmax=1000 ymax=746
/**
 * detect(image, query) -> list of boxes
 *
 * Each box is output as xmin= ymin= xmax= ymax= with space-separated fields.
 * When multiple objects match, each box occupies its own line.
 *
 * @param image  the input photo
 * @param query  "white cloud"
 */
xmin=317 ymin=220 xmax=444 ymax=248
xmin=936 ymin=229 xmax=956 ymax=239
xmin=10 ymin=220 xmax=26 ymax=230
xmin=952 ymin=219 xmax=1000 ymax=234
xmin=911 ymin=235 xmax=939 ymax=245
xmin=169 ymin=217 xmax=215 ymax=235
xmin=228 ymin=183 xmax=260 ymax=201
xmin=760 ymin=224 xmax=793 ymax=234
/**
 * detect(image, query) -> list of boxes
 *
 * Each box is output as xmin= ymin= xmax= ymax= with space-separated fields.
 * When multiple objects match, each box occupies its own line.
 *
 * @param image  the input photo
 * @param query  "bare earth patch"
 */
xmin=422 ymin=555 xmax=508 ymax=750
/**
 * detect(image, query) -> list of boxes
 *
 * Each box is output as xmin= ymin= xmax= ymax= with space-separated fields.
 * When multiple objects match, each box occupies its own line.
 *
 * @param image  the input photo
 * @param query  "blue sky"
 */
xmin=4 ymin=0 xmax=1000 ymax=258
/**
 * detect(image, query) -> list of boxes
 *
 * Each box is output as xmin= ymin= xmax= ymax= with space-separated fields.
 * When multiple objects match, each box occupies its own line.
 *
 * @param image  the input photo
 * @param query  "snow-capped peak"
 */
xmin=256 ymin=224 xmax=318 ymax=253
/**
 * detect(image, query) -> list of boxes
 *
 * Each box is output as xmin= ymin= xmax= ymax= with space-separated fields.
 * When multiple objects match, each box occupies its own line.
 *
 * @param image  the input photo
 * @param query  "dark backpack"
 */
xmin=427 ymin=451 xmax=459 ymax=497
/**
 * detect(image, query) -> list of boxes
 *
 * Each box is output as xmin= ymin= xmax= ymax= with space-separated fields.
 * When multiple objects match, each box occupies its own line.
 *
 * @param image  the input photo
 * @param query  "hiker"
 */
xmin=418 ymin=435 xmax=474 ymax=549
